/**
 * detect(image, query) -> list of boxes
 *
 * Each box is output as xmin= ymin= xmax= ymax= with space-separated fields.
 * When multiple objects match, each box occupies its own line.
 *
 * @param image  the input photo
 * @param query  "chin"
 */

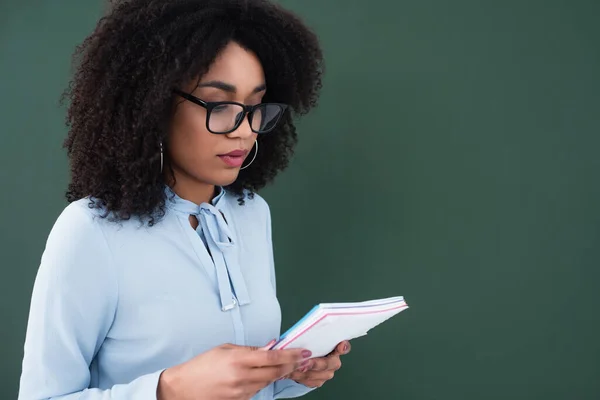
xmin=211 ymin=169 xmax=241 ymax=187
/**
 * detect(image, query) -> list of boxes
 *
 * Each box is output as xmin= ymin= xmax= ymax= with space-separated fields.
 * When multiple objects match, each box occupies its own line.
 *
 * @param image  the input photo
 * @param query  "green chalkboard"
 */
xmin=1 ymin=1 xmax=599 ymax=399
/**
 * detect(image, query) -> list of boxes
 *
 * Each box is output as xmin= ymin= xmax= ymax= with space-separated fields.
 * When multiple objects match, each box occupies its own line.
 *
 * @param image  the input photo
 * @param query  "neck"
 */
xmin=167 ymin=170 xmax=217 ymax=206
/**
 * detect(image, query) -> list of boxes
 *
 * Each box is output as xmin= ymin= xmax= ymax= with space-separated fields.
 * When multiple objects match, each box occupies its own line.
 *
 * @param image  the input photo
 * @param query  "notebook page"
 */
xmin=319 ymin=296 xmax=405 ymax=309
xmin=273 ymin=301 xmax=408 ymax=357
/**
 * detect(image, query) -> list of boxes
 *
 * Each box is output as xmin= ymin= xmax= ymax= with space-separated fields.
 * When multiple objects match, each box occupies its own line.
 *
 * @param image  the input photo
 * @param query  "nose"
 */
xmin=226 ymin=112 xmax=254 ymax=139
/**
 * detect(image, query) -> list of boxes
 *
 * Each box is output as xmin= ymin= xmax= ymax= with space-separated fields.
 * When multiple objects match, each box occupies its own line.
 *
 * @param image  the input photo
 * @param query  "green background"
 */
xmin=1 ymin=1 xmax=599 ymax=399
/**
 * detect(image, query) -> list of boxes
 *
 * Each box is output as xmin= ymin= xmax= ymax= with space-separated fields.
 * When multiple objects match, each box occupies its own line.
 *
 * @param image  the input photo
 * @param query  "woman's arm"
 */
xmin=18 ymin=203 xmax=164 ymax=400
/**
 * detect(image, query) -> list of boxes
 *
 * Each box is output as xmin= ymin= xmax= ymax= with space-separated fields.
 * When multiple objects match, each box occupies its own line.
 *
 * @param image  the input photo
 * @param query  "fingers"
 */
xmin=332 ymin=341 xmax=351 ymax=356
xmin=280 ymin=343 xmax=349 ymax=388
xmin=221 ymin=339 xmax=278 ymax=352
xmin=307 ymin=357 xmax=328 ymax=372
xmin=244 ymin=347 xmax=312 ymax=368
xmin=246 ymin=358 xmax=310 ymax=384
xmin=290 ymin=368 xmax=336 ymax=383
xmin=258 ymin=339 xmax=277 ymax=351
xmin=283 ymin=352 xmax=345 ymax=389
xmin=309 ymin=355 xmax=342 ymax=372
xmin=230 ymin=345 xmax=312 ymax=387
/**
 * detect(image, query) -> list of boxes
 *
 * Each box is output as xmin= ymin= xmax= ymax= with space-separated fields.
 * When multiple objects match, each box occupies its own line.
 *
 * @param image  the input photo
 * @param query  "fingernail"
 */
xmin=301 ymin=350 xmax=312 ymax=359
xmin=344 ymin=343 xmax=349 ymax=353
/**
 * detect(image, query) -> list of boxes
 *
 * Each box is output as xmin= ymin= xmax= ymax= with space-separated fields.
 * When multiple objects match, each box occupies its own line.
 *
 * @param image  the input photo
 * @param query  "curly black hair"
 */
xmin=62 ymin=0 xmax=323 ymax=225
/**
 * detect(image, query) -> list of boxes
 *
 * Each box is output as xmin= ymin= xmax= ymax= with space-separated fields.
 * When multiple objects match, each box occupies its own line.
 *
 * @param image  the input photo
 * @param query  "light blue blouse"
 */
xmin=18 ymin=187 xmax=314 ymax=400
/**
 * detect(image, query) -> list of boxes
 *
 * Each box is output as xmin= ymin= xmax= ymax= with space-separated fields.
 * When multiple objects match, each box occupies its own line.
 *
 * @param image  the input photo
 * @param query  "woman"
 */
xmin=17 ymin=0 xmax=350 ymax=399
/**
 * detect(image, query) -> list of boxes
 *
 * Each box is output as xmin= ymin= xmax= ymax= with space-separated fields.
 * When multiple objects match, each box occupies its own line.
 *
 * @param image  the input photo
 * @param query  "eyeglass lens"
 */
xmin=209 ymin=103 xmax=283 ymax=133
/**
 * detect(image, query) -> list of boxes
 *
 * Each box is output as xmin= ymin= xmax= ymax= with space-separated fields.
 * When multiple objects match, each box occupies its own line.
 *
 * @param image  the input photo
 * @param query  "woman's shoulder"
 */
xmin=33 ymin=199 xmax=120 ymax=308
xmin=45 ymin=198 xmax=110 ymax=246
xmin=52 ymin=198 xmax=102 ymax=227
xmin=47 ymin=197 xmax=144 ymax=251
xmin=38 ymin=198 xmax=117 ymax=279
xmin=55 ymin=197 xmax=156 ymax=229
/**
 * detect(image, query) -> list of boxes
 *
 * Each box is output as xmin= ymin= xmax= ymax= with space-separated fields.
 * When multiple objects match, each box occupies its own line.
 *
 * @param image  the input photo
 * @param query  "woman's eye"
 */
xmin=212 ymin=104 xmax=229 ymax=113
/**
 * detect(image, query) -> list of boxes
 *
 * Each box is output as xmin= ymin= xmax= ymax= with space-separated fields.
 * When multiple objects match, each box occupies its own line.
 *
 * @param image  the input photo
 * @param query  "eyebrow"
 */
xmin=197 ymin=80 xmax=266 ymax=94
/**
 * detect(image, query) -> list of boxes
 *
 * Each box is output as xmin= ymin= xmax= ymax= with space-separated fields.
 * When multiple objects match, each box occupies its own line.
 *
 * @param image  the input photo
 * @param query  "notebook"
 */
xmin=269 ymin=296 xmax=408 ymax=358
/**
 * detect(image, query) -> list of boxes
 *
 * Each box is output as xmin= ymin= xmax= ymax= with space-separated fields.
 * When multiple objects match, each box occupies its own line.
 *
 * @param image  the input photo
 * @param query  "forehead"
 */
xmin=199 ymin=41 xmax=265 ymax=91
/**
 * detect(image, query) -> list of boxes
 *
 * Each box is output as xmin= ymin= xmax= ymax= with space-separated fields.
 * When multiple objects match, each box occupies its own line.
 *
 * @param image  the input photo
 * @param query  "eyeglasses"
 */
xmin=173 ymin=89 xmax=288 ymax=134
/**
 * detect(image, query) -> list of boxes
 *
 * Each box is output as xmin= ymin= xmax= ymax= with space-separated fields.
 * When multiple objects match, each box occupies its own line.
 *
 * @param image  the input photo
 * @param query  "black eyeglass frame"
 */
xmin=172 ymin=89 xmax=288 ymax=134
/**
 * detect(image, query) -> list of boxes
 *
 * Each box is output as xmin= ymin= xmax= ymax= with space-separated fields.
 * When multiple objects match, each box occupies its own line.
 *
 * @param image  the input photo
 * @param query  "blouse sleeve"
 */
xmin=18 ymin=203 xmax=164 ymax=400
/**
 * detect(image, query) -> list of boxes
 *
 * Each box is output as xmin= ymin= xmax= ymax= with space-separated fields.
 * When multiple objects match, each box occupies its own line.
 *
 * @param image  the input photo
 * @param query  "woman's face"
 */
xmin=168 ymin=41 xmax=265 ymax=197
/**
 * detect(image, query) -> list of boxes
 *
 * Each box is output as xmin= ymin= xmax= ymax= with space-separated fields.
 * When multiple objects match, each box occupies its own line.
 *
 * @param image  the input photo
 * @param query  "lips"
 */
xmin=218 ymin=149 xmax=249 ymax=168
xmin=221 ymin=150 xmax=247 ymax=157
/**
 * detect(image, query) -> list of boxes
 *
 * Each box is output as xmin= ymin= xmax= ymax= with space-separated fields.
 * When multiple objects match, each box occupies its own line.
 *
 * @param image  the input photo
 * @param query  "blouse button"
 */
xmin=222 ymin=297 xmax=237 ymax=311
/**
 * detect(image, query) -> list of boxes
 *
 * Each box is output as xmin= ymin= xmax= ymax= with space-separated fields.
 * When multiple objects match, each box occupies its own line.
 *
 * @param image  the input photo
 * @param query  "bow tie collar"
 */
xmin=164 ymin=186 xmax=251 ymax=311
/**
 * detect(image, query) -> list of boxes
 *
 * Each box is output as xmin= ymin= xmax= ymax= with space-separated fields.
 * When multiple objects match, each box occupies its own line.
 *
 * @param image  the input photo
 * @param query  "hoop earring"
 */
xmin=240 ymin=140 xmax=258 ymax=170
xmin=159 ymin=141 xmax=164 ymax=174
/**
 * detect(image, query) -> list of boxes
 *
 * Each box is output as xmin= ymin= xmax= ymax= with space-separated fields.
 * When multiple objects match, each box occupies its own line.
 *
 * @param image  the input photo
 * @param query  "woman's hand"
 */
xmin=285 ymin=341 xmax=351 ymax=388
xmin=157 ymin=342 xmax=312 ymax=400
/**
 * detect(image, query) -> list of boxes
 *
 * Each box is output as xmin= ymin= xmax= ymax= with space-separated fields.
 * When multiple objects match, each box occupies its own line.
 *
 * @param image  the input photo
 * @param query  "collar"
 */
xmin=164 ymin=185 xmax=251 ymax=310
xmin=164 ymin=185 xmax=226 ymax=214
